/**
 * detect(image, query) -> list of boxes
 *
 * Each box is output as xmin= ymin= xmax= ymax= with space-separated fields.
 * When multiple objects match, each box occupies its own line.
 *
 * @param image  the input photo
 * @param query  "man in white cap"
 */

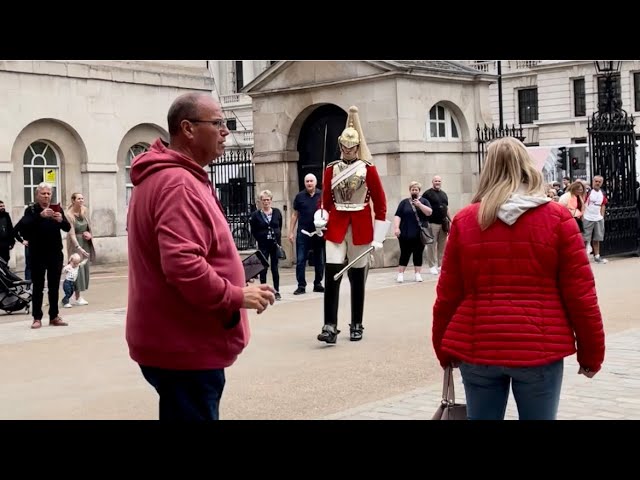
xmin=316 ymin=106 xmax=389 ymax=343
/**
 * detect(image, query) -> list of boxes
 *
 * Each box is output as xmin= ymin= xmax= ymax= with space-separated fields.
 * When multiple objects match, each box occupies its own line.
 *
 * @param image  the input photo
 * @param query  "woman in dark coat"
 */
xmin=249 ymin=190 xmax=283 ymax=300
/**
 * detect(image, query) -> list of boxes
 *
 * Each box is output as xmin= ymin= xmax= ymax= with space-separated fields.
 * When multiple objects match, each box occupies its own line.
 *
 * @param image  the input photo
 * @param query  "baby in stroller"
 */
xmin=0 ymin=257 xmax=32 ymax=314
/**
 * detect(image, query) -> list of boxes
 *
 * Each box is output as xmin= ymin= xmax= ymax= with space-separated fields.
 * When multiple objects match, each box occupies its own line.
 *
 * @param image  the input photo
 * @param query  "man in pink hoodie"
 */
xmin=126 ymin=92 xmax=275 ymax=420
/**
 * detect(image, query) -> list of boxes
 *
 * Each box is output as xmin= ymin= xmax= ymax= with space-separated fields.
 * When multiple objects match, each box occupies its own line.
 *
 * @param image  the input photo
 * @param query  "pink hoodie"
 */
xmin=125 ymin=138 xmax=249 ymax=370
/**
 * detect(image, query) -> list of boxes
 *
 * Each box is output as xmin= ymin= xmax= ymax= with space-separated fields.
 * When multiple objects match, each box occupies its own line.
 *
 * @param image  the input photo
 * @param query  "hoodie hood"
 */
xmin=497 ymin=184 xmax=550 ymax=225
xmin=130 ymin=138 xmax=209 ymax=186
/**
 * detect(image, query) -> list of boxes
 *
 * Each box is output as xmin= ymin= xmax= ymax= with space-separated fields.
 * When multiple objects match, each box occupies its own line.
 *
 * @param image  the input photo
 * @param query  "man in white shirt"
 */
xmin=582 ymin=175 xmax=608 ymax=264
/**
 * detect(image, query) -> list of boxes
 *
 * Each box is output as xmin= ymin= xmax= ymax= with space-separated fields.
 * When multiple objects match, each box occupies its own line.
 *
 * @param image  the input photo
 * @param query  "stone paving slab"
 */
xmin=323 ymin=328 xmax=640 ymax=420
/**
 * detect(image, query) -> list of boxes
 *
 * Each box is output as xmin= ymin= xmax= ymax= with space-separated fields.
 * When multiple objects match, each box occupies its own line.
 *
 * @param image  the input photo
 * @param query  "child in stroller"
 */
xmin=0 ymin=257 xmax=31 ymax=314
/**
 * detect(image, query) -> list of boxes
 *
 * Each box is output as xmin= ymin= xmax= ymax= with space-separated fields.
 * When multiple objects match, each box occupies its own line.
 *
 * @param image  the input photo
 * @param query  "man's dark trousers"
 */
xmin=30 ymin=251 xmax=63 ymax=321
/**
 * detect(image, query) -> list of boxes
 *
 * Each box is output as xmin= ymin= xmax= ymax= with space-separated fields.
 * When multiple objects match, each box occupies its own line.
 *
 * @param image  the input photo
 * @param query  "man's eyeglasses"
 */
xmin=187 ymin=118 xmax=228 ymax=129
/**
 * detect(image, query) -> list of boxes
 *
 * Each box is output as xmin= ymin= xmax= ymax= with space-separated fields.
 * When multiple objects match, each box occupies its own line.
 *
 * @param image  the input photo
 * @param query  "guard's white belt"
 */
xmin=334 ymin=203 xmax=366 ymax=211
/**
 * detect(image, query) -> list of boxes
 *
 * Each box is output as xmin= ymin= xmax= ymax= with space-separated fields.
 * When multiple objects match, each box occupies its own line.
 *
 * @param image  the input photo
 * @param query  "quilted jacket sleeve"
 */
xmin=556 ymin=212 xmax=606 ymax=373
xmin=432 ymin=215 xmax=465 ymax=367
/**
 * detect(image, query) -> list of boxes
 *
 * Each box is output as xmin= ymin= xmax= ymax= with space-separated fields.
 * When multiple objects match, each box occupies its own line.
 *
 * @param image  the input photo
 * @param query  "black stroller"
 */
xmin=0 ymin=257 xmax=31 ymax=314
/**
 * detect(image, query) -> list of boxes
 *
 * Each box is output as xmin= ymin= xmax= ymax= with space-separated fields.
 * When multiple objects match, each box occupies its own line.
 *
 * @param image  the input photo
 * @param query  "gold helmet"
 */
xmin=338 ymin=106 xmax=372 ymax=161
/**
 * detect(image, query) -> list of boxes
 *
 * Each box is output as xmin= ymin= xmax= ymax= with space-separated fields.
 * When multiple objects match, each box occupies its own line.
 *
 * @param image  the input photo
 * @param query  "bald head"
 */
xmin=167 ymin=92 xmax=214 ymax=137
xmin=432 ymin=175 xmax=442 ymax=190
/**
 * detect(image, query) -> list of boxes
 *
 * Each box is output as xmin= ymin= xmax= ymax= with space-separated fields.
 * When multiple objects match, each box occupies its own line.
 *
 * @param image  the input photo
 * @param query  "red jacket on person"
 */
xmin=126 ymin=138 xmax=249 ymax=370
xmin=432 ymin=197 xmax=605 ymax=373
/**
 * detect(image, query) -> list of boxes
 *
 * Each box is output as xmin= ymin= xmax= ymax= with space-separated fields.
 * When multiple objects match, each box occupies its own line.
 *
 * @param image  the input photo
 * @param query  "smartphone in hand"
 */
xmin=242 ymin=250 xmax=269 ymax=283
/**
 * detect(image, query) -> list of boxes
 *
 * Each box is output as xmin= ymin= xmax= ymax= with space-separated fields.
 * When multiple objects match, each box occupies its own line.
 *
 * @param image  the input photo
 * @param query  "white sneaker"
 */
xmin=594 ymin=256 xmax=608 ymax=264
xmin=63 ymin=303 xmax=72 ymax=308
xmin=429 ymin=266 xmax=438 ymax=275
xmin=74 ymin=298 xmax=89 ymax=306
xmin=397 ymin=273 xmax=404 ymax=283
xmin=415 ymin=273 xmax=423 ymax=282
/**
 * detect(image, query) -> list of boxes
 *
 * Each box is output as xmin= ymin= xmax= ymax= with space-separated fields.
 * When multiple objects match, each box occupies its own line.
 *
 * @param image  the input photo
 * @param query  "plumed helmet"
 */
xmin=338 ymin=106 xmax=371 ymax=161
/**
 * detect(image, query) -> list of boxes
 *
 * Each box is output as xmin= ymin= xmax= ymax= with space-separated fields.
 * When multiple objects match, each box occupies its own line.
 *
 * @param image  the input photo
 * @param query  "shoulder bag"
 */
xmin=410 ymin=200 xmax=434 ymax=246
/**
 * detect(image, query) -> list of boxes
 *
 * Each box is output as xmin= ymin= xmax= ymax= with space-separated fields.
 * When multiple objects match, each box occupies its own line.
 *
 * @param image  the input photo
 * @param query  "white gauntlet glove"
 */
xmin=313 ymin=209 xmax=329 ymax=236
xmin=371 ymin=219 xmax=391 ymax=250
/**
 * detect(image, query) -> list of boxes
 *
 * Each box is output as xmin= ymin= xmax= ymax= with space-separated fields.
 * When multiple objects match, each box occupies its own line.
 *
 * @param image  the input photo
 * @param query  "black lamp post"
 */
xmin=594 ymin=61 xmax=622 ymax=115
xmin=497 ymin=60 xmax=503 ymax=130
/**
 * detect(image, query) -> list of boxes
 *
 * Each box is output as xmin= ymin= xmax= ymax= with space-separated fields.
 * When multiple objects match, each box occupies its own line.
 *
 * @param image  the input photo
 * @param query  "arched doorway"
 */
xmin=296 ymin=104 xmax=347 ymax=191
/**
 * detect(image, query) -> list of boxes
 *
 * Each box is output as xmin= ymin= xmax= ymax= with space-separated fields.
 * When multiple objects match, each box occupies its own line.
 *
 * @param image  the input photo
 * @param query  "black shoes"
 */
xmin=349 ymin=323 xmax=364 ymax=341
xmin=317 ymin=324 xmax=340 ymax=344
xmin=317 ymin=324 xmax=364 ymax=343
xmin=294 ymin=285 xmax=324 ymax=294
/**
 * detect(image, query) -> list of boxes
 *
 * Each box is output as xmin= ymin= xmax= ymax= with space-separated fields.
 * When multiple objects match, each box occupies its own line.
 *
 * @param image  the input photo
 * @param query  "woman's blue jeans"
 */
xmin=459 ymin=359 xmax=564 ymax=420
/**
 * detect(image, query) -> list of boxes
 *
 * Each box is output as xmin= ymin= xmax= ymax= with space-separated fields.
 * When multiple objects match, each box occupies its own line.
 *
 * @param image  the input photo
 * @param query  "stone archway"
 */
xmin=296 ymin=104 xmax=347 ymax=191
xmin=10 ymin=118 xmax=88 ymax=212
xmin=115 ymin=123 xmax=168 ymax=235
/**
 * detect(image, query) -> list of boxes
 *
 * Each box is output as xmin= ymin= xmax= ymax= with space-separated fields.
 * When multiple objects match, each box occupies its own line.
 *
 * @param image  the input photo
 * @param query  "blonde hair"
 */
xmin=258 ymin=190 xmax=273 ymax=201
xmin=409 ymin=181 xmax=422 ymax=191
xmin=68 ymin=253 xmax=82 ymax=264
xmin=68 ymin=192 xmax=83 ymax=210
xmin=472 ymin=137 xmax=546 ymax=230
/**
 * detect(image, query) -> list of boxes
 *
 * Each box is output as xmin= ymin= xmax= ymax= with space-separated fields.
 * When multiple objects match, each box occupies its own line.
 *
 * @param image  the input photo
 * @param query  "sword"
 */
xmin=333 ymin=245 xmax=375 ymax=281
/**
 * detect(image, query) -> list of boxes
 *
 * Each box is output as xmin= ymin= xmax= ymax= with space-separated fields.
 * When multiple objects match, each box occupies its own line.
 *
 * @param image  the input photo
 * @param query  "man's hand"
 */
xmin=578 ymin=367 xmax=597 ymax=378
xmin=52 ymin=212 xmax=63 ymax=223
xmin=242 ymin=284 xmax=276 ymax=314
xmin=40 ymin=208 xmax=54 ymax=218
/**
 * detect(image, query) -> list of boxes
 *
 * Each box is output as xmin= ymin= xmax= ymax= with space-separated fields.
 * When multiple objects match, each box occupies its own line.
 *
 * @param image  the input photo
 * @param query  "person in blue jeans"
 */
xmin=288 ymin=174 xmax=324 ymax=295
xmin=432 ymin=137 xmax=605 ymax=420
xmin=61 ymin=253 xmax=81 ymax=307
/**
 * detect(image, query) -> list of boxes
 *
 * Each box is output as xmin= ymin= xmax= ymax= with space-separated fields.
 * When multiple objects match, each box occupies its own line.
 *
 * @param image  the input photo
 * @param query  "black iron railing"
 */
xmin=208 ymin=148 xmax=257 ymax=250
xmin=476 ymin=123 xmax=526 ymax=172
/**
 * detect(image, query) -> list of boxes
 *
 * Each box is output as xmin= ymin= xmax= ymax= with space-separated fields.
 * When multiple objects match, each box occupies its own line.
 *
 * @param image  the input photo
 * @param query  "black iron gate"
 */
xmin=588 ymin=111 xmax=639 ymax=256
xmin=208 ymin=148 xmax=257 ymax=250
xmin=476 ymin=123 xmax=525 ymax=172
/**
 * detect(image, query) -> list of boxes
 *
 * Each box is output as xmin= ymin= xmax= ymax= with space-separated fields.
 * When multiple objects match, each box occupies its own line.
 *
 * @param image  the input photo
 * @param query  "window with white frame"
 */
xmin=126 ymin=143 xmax=149 ymax=206
xmin=23 ymin=141 xmax=60 ymax=204
xmin=427 ymin=104 xmax=460 ymax=140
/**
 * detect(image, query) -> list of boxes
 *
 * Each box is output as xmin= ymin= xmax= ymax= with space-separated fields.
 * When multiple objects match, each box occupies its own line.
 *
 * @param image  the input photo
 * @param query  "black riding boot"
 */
xmin=348 ymin=266 xmax=367 ymax=341
xmin=318 ymin=263 xmax=343 ymax=344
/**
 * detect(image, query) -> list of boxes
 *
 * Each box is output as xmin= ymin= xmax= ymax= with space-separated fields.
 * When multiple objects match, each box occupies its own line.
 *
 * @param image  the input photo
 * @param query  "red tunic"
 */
xmin=322 ymin=161 xmax=387 ymax=245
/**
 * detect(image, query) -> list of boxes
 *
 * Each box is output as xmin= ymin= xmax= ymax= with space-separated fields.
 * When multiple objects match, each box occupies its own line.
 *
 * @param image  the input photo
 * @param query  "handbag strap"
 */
xmin=441 ymin=366 xmax=456 ymax=404
xmin=261 ymin=210 xmax=281 ymax=247
xmin=409 ymin=200 xmax=423 ymax=226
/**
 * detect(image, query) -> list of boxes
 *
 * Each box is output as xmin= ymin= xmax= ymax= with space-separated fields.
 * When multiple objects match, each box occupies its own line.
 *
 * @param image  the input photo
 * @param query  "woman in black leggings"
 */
xmin=392 ymin=181 xmax=432 ymax=283
xmin=249 ymin=190 xmax=283 ymax=300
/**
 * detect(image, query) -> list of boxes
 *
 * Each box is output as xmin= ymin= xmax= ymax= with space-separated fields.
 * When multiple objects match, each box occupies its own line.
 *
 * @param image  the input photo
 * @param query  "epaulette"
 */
xmin=326 ymin=159 xmax=342 ymax=168
xmin=361 ymin=158 xmax=373 ymax=166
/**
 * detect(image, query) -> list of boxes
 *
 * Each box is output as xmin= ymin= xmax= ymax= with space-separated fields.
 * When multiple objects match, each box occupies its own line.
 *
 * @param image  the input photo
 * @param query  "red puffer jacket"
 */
xmin=432 ymin=197 xmax=605 ymax=373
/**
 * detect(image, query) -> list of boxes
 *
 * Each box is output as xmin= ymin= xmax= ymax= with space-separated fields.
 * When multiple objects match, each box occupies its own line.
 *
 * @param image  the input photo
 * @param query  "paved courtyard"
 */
xmin=0 ymin=255 xmax=638 ymax=420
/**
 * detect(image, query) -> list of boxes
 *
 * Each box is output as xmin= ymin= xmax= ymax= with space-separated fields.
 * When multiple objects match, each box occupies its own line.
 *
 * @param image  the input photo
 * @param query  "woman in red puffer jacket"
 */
xmin=432 ymin=137 xmax=605 ymax=420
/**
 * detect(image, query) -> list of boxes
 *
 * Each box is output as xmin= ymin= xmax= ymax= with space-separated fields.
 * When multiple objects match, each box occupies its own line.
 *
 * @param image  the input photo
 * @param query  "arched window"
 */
xmin=23 ymin=141 xmax=60 ymax=204
xmin=427 ymin=104 xmax=461 ymax=141
xmin=126 ymin=143 xmax=149 ymax=206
